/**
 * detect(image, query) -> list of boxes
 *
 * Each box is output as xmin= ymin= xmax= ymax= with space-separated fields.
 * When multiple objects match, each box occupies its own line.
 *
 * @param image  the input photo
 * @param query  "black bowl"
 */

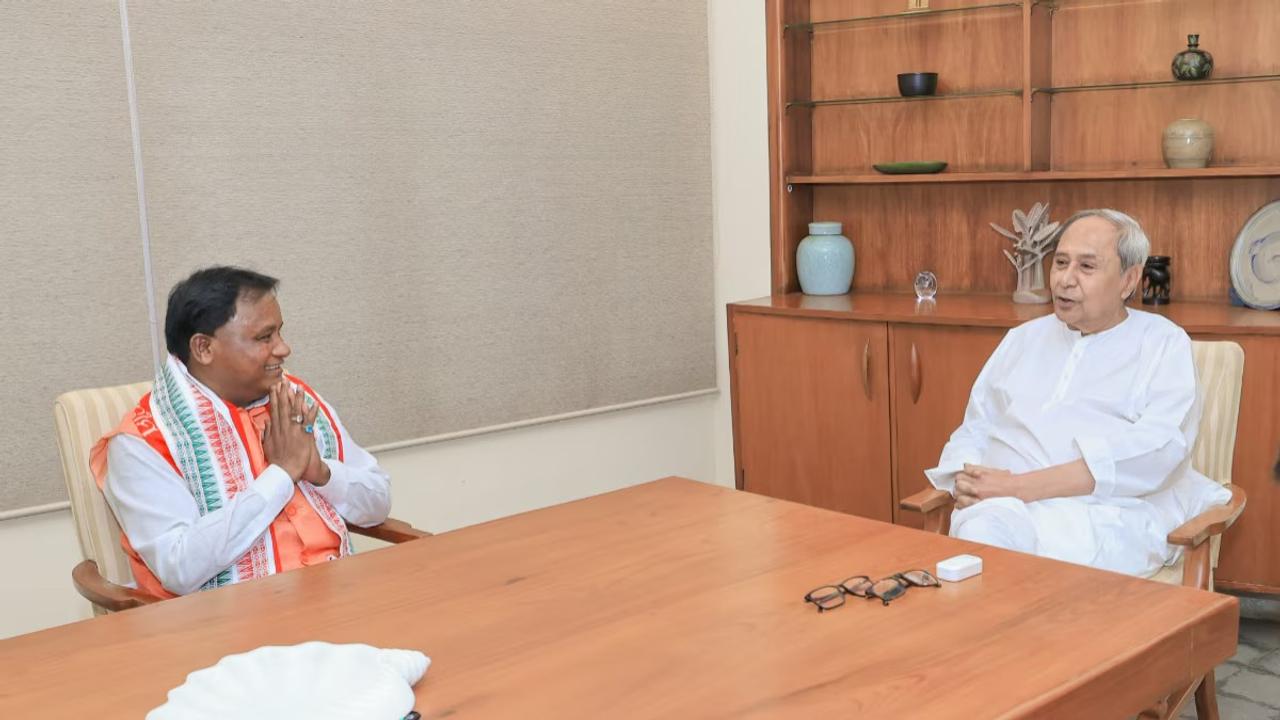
xmin=897 ymin=72 xmax=939 ymax=97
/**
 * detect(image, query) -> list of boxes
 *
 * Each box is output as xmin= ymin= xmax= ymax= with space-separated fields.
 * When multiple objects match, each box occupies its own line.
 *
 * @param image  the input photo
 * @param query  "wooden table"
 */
xmin=0 ymin=478 xmax=1238 ymax=718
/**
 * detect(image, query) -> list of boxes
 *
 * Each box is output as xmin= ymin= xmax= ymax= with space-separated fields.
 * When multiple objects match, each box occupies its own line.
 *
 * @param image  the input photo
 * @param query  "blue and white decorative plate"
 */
xmin=1230 ymin=201 xmax=1280 ymax=310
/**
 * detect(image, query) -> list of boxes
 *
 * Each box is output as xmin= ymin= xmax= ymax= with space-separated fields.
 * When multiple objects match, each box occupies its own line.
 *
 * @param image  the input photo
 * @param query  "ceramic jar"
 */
xmin=1162 ymin=118 xmax=1214 ymax=169
xmin=797 ymin=221 xmax=854 ymax=295
xmin=1172 ymin=34 xmax=1213 ymax=80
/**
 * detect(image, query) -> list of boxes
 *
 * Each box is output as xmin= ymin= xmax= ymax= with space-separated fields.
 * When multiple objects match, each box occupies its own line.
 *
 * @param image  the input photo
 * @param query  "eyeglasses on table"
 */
xmin=804 ymin=569 xmax=940 ymax=611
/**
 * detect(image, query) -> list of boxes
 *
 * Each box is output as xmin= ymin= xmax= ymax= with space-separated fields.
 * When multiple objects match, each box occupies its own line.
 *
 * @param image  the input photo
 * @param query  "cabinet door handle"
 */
xmin=861 ymin=339 xmax=871 ymax=400
xmin=910 ymin=342 xmax=922 ymax=404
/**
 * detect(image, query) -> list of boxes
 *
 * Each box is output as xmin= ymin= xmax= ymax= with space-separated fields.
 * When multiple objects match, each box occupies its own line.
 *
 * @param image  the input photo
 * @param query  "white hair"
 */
xmin=1056 ymin=208 xmax=1150 ymax=271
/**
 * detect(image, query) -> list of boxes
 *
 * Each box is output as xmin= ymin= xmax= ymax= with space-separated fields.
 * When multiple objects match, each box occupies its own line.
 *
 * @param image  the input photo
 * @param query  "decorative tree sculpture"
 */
xmin=991 ymin=202 xmax=1059 ymax=304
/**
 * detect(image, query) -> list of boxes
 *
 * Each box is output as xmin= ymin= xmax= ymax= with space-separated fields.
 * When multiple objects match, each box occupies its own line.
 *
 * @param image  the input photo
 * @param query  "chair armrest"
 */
xmin=71 ymin=560 xmax=162 ymax=613
xmin=1166 ymin=485 xmax=1246 ymax=548
xmin=345 ymin=516 xmax=431 ymax=544
xmin=900 ymin=488 xmax=955 ymax=514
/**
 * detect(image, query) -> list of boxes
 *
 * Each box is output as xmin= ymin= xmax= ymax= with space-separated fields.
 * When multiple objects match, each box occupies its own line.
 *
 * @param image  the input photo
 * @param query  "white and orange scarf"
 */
xmin=119 ymin=355 xmax=353 ymax=591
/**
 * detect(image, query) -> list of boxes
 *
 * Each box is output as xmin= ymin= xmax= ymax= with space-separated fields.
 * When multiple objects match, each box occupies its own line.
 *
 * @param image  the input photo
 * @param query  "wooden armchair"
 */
xmin=900 ymin=340 xmax=1247 ymax=720
xmin=55 ymin=381 xmax=430 ymax=615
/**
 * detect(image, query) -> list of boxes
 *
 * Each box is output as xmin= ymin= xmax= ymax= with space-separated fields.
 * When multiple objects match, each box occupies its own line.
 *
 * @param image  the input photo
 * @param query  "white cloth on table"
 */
xmin=925 ymin=310 xmax=1230 ymax=577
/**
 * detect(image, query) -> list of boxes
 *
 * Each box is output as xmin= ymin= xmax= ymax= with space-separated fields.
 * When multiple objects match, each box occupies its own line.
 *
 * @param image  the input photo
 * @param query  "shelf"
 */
xmin=786 ymin=166 xmax=1280 ymax=185
xmin=788 ymin=88 xmax=1021 ymax=109
xmin=1036 ymin=74 xmax=1280 ymax=95
xmin=785 ymin=2 xmax=1023 ymax=33
xmin=1037 ymin=0 xmax=1197 ymax=9
xmin=731 ymin=291 xmax=1280 ymax=335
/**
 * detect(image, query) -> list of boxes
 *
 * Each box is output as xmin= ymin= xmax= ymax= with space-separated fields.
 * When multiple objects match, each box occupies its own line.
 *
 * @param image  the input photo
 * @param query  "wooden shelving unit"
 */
xmin=756 ymin=0 xmax=1280 ymax=593
xmin=789 ymin=88 xmax=1021 ymax=108
xmin=767 ymin=0 xmax=1280 ymax=297
xmin=1036 ymin=72 xmax=1280 ymax=95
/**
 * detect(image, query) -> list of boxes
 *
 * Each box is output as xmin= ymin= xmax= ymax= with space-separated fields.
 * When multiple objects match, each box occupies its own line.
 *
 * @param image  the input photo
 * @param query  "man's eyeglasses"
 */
xmin=804 ymin=569 xmax=940 ymax=611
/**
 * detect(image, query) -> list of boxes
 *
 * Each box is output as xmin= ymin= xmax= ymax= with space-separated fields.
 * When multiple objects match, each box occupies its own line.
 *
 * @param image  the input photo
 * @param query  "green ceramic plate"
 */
xmin=873 ymin=161 xmax=948 ymax=175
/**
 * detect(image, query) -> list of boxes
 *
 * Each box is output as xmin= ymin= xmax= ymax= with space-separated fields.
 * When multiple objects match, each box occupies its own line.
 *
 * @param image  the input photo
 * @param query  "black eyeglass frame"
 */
xmin=803 ymin=569 xmax=940 ymax=611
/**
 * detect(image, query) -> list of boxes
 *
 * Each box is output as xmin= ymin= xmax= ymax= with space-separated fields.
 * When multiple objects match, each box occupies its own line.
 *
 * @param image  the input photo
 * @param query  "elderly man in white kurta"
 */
xmin=926 ymin=209 xmax=1230 ymax=577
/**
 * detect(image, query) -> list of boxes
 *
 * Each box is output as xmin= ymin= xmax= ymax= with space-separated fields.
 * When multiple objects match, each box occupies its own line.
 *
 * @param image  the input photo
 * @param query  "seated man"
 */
xmin=91 ymin=266 xmax=391 ymax=596
xmin=926 ymin=209 xmax=1229 ymax=577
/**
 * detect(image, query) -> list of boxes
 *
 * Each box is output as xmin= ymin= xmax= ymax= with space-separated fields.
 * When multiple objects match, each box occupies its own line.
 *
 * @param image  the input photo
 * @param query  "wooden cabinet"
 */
xmin=889 ymin=325 xmax=1005 ymax=528
xmin=729 ymin=308 xmax=1004 ymax=528
xmin=730 ymin=311 xmax=892 ymax=521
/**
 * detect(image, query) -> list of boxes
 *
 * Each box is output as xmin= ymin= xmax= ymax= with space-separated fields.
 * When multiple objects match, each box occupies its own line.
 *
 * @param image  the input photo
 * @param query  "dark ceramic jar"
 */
xmin=1172 ymin=34 xmax=1213 ymax=81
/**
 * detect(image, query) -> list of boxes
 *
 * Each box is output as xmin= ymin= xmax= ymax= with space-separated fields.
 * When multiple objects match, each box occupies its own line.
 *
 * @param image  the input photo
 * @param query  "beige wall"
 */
xmin=710 ymin=0 xmax=772 ymax=489
xmin=0 ymin=0 xmax=769 ymax=640
xmin=2 ymin=512 xmax=92 ymax=635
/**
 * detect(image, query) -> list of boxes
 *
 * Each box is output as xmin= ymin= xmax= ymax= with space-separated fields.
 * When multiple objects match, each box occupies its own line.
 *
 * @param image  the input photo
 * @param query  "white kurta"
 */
xmin=926 ymin=309 xmax=1230 ymax=577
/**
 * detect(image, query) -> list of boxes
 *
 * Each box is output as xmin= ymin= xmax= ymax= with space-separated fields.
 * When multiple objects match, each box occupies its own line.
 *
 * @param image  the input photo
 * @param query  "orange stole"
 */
xmin=91 ymin=392 xmax=343 ymax=598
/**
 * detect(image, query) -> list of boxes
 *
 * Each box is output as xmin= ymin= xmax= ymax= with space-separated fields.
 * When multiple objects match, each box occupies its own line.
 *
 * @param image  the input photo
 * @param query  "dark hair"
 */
xmin=164 ymin=266 xmax=279 ymax=363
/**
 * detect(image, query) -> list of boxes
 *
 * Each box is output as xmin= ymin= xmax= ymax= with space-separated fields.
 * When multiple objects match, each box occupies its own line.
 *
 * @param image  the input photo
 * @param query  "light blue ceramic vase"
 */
xmin=797 ymin=221 xmax=854 ymax=295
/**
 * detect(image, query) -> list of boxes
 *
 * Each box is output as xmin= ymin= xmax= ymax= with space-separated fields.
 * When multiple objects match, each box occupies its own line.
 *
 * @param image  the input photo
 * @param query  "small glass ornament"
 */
xmin=914 ymin=271 xmax=938 ymax=300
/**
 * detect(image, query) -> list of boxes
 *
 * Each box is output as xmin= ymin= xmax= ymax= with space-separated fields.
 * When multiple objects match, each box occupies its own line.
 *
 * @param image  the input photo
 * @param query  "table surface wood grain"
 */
xmin=0 ymin=478 xmax=1238 ymax=719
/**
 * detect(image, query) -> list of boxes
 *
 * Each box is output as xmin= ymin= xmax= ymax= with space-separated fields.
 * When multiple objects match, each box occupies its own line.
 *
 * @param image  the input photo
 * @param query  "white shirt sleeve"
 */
xmin=309 ymin=404 xmax=392 ymax=528
xmin=924 ymin=331 xmax=1011 ymax=493
xmin=1075 ymin=330 xmax=1200 ymax=499
xmin=103 ymin=434 xmax=295 ymax=595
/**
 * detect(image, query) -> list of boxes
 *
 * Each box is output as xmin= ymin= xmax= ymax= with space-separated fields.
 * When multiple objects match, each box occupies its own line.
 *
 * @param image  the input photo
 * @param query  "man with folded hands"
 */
xmin=93 ymin=266 xmax=391 ymax=596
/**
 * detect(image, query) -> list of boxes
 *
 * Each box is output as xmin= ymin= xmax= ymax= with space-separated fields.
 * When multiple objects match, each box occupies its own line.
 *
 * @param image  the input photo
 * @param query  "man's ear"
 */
xmin=188 ymin=334 xmax=215 ymax=366
xmin=1121 ymin=264 xmax=1143 ymax=301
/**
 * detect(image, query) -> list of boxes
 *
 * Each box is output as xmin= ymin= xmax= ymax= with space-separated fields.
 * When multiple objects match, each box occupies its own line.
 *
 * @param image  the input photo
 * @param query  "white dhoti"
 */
xmin=949 ymin=496 xmax=1171 ymax=577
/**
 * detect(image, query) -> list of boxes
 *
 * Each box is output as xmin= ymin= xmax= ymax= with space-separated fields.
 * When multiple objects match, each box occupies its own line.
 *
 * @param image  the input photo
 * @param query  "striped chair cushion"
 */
xmin=1189 ymin=341 xmax=1244 ymax=488
xmin=53 ymin=381 xmax=151 ymax=590
xmin=1149 ymin=340 xmax=1244 ymax=586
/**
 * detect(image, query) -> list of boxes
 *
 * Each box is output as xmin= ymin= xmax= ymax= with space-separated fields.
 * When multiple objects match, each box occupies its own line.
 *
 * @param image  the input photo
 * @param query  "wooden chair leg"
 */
xmin=1159 ymin=681 xmax=1196 ymax=719
xmin=1194 ymin=670 xmax=1219 ymax=720
xmin=1181 ymin=543 xmax=1212 ymax=590
xmin=1138 ymin=698 xmax=1166 ymax=719
xmin=1148 ymin=673 xmax=1214 ymax=720
xmin=922 ymin=508 xmax=951 ymax=535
